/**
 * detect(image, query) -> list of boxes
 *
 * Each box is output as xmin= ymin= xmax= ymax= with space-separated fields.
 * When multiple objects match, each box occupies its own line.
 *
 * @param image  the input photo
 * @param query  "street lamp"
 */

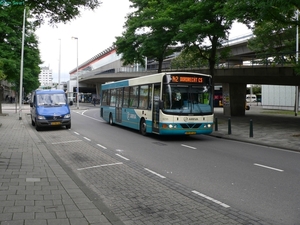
xmin=72 ymin=37 xmax=79 ymax=109
xmin=18 ymin=7 xmax=26 ymax=120
xmin=58 ymin=39 xmax=61 ymax=89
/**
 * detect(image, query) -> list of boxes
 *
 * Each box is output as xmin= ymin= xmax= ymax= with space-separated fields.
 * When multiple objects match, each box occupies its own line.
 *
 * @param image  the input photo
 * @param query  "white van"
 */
xmin=246 ymin=94 xmax=257 ymax=103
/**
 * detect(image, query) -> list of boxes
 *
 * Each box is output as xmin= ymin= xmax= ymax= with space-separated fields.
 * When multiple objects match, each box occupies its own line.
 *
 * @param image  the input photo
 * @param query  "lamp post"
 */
xmin=58 ymin=39 xmax=61 ymax=89
xmin=295 ymin=9 xmax=299 ymax=116
xmin=18 ymin=7 xmax=26 ymax=120
xmin=72 ymin=37 xmax=79 ymax=109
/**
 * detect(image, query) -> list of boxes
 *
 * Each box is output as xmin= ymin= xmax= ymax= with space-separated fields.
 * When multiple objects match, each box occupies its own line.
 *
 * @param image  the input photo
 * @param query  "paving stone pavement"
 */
xmin=1 ymin=103 xmax=299 ymax=225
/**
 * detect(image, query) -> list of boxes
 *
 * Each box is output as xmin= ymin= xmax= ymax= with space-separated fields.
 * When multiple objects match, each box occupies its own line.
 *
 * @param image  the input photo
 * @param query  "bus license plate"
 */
xmin=185 ymin=131 xmax=196 ymax=135
xmin=51 ymin=122 xmax=61 ymax=125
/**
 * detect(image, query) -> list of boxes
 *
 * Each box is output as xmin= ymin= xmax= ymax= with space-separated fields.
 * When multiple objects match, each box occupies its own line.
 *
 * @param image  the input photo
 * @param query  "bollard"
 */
xmin=215 ymin=117 xmax=218 ymax=131
xmin=228 ymin=118 xmax=231 ymax=135
xmin=249 ymin=119 xmax=253 ymax=137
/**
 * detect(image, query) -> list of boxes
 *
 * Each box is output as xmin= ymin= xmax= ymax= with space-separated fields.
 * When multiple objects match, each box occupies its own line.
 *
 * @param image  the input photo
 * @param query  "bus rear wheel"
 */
xmin=140 ymin=119 xmax=147 ymax=136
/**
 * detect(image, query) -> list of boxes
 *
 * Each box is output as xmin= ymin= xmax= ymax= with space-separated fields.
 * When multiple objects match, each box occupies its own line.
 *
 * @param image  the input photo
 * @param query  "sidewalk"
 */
xmin=212 ymin=105 xmax=300 ymax=152
xmin=0 ymin=104 xmax=116 ymax=225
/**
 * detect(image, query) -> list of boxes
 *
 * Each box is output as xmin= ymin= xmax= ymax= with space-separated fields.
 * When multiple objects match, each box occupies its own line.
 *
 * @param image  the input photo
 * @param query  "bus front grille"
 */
xmin=180 ymin=124 xmax=202 ymax=129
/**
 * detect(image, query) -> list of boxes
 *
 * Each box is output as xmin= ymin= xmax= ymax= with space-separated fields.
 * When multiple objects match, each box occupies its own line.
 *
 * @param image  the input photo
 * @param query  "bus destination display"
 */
xmin=171 ymin=75 xmax=204 ymax=83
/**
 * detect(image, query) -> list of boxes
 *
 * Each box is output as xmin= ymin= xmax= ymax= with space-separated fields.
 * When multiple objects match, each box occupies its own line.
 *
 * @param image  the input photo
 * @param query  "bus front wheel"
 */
xmin=140 ymin=119 xmax=147 ymax=136
xmin=109 ymin=114 xmax=114 ymax=125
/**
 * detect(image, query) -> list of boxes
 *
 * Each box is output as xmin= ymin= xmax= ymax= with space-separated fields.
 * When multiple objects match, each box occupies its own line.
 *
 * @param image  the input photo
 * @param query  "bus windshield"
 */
xmin=162 ymin=84 xmax=212 ymax=115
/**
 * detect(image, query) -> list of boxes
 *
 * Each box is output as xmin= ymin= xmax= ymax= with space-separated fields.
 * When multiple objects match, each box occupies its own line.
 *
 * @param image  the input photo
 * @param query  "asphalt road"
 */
xmin=72 ymin=108 xmax=300 ymax=225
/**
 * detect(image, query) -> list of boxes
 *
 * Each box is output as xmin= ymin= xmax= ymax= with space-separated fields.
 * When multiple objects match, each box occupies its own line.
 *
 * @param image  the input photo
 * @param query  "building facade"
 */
xmin=262 ymin=85 xmax=300 ymax=110
xmin=39 ymin=66 xmax=53 ymax=87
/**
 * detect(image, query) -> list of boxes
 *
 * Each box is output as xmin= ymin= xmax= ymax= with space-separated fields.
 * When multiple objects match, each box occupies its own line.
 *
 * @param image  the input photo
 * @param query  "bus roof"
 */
xmin=101 ymin=72 xmax=211 ymax=90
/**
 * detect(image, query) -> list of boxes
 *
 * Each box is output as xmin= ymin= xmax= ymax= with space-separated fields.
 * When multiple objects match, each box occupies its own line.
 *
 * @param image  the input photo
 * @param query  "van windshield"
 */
xmin=37 ymin=93 xmax=67 ymax=106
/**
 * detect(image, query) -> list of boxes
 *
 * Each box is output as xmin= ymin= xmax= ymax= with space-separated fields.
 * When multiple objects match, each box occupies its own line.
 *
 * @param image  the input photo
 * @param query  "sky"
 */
xmin=36 ymin=0 xmax=251 ymax=83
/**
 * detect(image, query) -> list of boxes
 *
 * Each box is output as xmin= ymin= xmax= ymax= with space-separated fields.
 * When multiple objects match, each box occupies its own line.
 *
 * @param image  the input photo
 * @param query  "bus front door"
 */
xmin=152 ymin=84 xmax=160 ymax=133
xmin=115 ymin=88 xmax=122 ymax=123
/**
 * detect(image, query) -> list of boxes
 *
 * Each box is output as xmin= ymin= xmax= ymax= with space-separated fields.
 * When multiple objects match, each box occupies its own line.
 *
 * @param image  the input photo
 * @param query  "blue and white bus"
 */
xmin=100 ymin=72 xmax=213 ymax=135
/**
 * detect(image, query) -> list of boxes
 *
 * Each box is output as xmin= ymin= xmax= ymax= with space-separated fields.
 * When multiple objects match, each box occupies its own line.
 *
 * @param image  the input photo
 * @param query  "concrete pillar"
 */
xmin=222 ymin=83 xmax=247 ymax=116
xmin=95 ymin=83 xmax=101 ymax=99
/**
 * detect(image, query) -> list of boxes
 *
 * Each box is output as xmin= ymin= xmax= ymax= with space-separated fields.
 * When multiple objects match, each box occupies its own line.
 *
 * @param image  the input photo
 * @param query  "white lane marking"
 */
xmin=144 ymin=168 xmax=166 ymax=178
xmin=76 ymin=111 xmax=105 ymax=122
xmin=77 ymin=162 xmax=123 ymax=171
xmin=181 ymin=144 xmax=197 ymax=150
xmin=84 ymin=137 xmax=91 ymax=141
xmin=81 ymin=110 xmax=88 ymax=115
xmin=116 ymin=154 xmax=130 ymax=161
xmin=74 ymin=132 xmax=80 ymax=135
xmin=254 ymin=163 xmax=284 ymax=172
xmin=97 ymin=144 xmax=107 ymax=149
xmin=192 ymin=190 xmax=230 ymax=208
xmin=52 ymin=140 xmax=82 ymax=145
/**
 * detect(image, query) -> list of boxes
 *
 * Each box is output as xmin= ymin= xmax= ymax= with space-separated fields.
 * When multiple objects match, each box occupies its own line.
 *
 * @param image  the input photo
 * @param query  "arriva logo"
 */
xmin=127 ymin=112 xmax=137 ymax=120
xmin=183 ymin=117 xmax=199 ymax=122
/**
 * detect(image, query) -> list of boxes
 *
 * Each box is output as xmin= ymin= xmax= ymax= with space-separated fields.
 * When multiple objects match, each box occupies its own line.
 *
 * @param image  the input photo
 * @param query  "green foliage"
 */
xmin=173 ymin=0 xmax=233 ymax=75
xmin=0 ymin=5 xmax=41 ymax=94
xmin=171 ymin=47 xmax=209 ymax=69
xmin=225 ymin=0 xmax=299 ymax=28
xmin=248 ymin=21 xmax=297 ymax=65
xmin=115 ymin=0 xmax=180 ymax=72
xmin=116 ymin=0 xmax=233 ymax=75
xmin=23 ymin=0 xmax=102 ymax=26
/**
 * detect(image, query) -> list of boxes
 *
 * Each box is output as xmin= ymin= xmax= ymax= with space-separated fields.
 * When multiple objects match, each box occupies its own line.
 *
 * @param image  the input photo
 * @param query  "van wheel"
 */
xmin=140 ymin=119 xmax=147 ymax=136
xmin=66 ymin=124 xmax=71 ymax=129
xmin=31 ymin=116 xmax=35 ymax=126
xmin=36 ymin=122 xmax=41 ymax=131
xmin=109 ymin=113 xmax=113 ymax=125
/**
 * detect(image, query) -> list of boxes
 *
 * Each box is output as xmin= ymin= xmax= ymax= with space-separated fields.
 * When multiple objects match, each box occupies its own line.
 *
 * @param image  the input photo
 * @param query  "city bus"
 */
xmin=100 ymin=72 xmax=213 ymax=135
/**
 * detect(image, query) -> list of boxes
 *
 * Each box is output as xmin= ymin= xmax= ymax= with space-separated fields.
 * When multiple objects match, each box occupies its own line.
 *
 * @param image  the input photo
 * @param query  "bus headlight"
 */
xmin=162 ymin=124 xmax=177 ymax=129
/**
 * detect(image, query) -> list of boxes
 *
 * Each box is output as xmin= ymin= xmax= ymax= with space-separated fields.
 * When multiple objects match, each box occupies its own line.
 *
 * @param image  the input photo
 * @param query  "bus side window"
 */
xmin=110 ymin=89 xmax=116 ymax=107
xmin=129 ymin=86 xmax=138 ymax=108
xmin=139 ymin=85 xmax=149 ymax=109
xmin=123 ymin=87 xmax=129 ymax=108
xmin=101 ymin=90 xmax=108 ymax=106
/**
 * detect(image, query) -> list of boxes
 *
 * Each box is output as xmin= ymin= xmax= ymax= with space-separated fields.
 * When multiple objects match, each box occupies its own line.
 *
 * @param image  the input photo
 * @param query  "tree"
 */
xmin=225 ymin=0 xmax=300 ymax=28
xmin=247 ymin=21 xmax=297 ymax=66
xmin=225 ymin=0 xmax=300 ymax=73
xmin=115 ymin=0 xmax=233 ymax=75
xmin=169 ymin=0 xmax=232 ymax=76
xmin=0 ymin=5 xmax=41 ymax=96
xmin=2 ymin=0 xmax=102 ymax=25
xmin=1 ymin=0 xmax=102 ymax=98
xmin=114 ymin=0 xmax=180 ymax=73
